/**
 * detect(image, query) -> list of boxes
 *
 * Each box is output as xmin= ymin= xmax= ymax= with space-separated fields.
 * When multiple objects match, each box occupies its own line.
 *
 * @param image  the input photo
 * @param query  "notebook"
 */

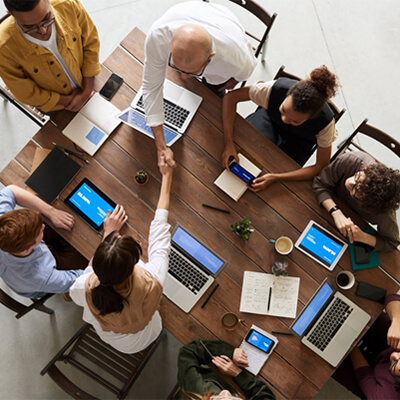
xmin=117 ymin=79 xmax=202 ymax=146
xmin=290 ymin=279 xmax=370 ymax=367
xmin=25 ymin=147 xmax=81 ymax=204
xmin=163 ymin=225 xmax=227 ymax=313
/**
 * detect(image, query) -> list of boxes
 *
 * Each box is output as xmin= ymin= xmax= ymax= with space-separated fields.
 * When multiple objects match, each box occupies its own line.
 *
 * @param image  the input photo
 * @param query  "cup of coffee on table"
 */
xmin=221 ymin=312 xmax=240 ymax=330
xmin=269 ymin=236 xmax=293 ymax=255
xmin=336 ymin=270 xmax=355 ymax=290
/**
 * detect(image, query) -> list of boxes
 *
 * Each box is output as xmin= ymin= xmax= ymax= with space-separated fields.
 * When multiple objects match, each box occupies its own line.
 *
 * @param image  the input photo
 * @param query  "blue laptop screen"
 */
xmin=298 ymin=224 xmax=345 ymax=267
xmin=172 ymin=226 xmax=225 ymax=275
xmin=291 ymin=281 xmax=334 ymax=336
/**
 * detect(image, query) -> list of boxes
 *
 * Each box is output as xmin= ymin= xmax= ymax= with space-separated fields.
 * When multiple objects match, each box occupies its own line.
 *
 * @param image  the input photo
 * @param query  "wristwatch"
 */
xmin=329 ymin=205 xmax=340 ymax=215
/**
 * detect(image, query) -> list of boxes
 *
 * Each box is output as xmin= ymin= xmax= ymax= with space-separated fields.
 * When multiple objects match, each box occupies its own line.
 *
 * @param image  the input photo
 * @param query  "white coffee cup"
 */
xmin=269 ymin=236 xmax=294 ymax=255
xmin=336 ymin=270 xmax=355 ymax=290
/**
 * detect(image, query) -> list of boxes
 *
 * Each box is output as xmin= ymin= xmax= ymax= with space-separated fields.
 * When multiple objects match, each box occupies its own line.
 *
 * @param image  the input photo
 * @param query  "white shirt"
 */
xmin=70 ymin=209 xmax=171 ymax=354
xmin=142 ymin=1 xmax=257 ymax=127
xmin=20 ymin=24 xmax=79 ymax=90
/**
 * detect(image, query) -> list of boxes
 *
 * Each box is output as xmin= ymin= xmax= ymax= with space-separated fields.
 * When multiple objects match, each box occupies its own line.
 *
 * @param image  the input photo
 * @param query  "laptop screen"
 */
xmin=172 ymin=226 xmax=226 ymax=275
xmin=291 ymin=281 xmax=334 ymax=337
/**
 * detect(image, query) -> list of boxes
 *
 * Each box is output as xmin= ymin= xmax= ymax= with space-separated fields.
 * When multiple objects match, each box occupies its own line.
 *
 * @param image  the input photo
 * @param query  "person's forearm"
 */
xmin=152 ymin=125 xmax=167 ymax=152
xmin=269 ymin=163 xmax=326 ymax=183
xmin=222 ymin=93 xmax=237 ymax=147
xmin=350 ymin=346 xmax=369 ymax=369
xmin=157 ymin=173 xmax=172 ymax=210
xmin=386 ymin=299 xmax=400 ymax=322
xmin=81 ymin=76 xmax=94 ymax=95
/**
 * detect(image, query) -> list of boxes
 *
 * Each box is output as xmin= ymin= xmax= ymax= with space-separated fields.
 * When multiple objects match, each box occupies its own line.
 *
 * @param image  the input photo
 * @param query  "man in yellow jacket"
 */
xmin=0 ymin=0 xmax=100 ymax=112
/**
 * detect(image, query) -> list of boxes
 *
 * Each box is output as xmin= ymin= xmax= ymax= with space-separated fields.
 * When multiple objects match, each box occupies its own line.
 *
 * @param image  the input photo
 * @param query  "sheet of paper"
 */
xmin=268 ymin=275 xmax=300 ymax=318
xmin=240 ymin=271 xmax=269 ymax=314
xmin=240 ymin=325 xmax=278 ymax=375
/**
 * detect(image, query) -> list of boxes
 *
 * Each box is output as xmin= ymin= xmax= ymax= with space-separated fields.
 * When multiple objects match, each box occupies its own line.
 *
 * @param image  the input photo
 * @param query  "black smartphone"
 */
xmin=99 ymin=73 xmax=123 ymax=101
xmin=245 ymin=329 xmax=275 ymax=354
xmin=356 ymin=281 xmax=387 ymax=304
xmin=229 ymin=160 xmax=255 ymax=184
xmin=354 ymin=241 xmax=372 ymax=264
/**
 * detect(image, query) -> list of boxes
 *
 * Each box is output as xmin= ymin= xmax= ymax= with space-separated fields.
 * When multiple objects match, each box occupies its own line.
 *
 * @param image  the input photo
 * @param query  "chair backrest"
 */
xmin=331 ymin=118 xmax=400 ymax=162
xmin=41 ymin=324 xmax=165 ymax=399
xmin=274 ymin=65 xmax=346 ymax=124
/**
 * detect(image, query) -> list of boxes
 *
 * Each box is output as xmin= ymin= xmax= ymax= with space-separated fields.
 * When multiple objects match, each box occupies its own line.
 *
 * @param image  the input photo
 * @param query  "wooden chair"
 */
xmin=41 ymin=324 xmax=166 ymax=400
xmin=273 ymin=65 xmax=346 ymax=124
xmin=0 ymin=288 xmax=54 ymax=319
xmin=331 ymin=118 xmax=400 ymax=161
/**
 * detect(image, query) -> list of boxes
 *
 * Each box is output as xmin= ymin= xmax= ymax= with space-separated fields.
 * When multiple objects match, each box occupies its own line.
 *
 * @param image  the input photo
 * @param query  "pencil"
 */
xmin=202 ymin=204 xmax=230 ymax=214
xmin=201 ymin=284 xmax=219 ymax=308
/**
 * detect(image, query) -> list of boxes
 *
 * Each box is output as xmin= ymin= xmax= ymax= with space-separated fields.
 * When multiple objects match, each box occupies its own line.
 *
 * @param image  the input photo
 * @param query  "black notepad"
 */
xmin=25 ymin=147 xmax=81 ymax=204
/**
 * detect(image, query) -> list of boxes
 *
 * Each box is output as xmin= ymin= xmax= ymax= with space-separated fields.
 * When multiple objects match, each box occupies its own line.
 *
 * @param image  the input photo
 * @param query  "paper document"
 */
xmin=62 ymin=93 xmax=120 ymax=156
xmin=240 ymin=325 xmax=278 ymax=375
xmin=240 ymin=271 xmax=300 ymax=318
xmin=214 ymin=153 xmax=261 ymax=202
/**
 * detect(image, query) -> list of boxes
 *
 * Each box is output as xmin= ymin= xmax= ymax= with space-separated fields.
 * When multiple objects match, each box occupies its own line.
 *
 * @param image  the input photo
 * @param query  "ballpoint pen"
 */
xmin=52 ymin=142 xmax=89 ymax=164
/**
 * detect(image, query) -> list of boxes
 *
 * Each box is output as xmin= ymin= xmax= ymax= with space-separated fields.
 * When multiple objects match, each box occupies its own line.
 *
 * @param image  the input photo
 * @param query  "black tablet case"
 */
xmin=25 ymin=147 xmax=81 ymax=204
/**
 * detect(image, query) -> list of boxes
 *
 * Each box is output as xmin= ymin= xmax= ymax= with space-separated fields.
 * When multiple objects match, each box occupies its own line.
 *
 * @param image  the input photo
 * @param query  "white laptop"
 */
xmin=290 ymin=279 xmax=370 ymax=367
xmin=163 ymin=225 xmax=227 ymax=313
xmin=117 ymin=79 xmax=202 ymax=146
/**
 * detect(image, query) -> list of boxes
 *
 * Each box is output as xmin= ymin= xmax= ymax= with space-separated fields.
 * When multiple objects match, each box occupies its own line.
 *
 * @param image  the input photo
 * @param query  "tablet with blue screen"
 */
xmin=64 ymin=178 xmax=116 ymax=231
xmin=295 ymin=220 xmax=348 ymax=271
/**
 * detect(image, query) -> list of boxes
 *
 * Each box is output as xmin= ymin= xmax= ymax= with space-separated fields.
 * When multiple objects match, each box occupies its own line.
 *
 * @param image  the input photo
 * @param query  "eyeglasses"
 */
xmin=21 ymin=16 xmax=55 ymax=35
xmin=168 ymin=53 xmax=210 ymax=78
xmin=210 ymin=396 xmax=242 ymax=400
xmin=389 ymin=359 xmax=400 ymax=383
xmin=350 ymin=171 xmax=362 ymax=199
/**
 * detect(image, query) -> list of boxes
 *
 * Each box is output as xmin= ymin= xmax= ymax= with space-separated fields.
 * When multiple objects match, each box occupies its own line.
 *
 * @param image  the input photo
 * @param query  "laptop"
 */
xmin=163 ymin=225 xmax=227 ymax=313
xmin=290 ymin=279 xmax=370 ymax=367
xmin=117 ymin=79 xmax=203 ymax=146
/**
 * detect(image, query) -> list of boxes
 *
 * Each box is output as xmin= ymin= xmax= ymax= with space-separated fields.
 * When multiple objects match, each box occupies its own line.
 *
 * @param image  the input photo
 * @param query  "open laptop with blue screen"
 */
xmin=116 ymin=79 xmax=202 ymax=146
xmin=163 ymin=225 xmax=227 ymax=313
xmin=290 ymin=279 xmax=370 ymax=367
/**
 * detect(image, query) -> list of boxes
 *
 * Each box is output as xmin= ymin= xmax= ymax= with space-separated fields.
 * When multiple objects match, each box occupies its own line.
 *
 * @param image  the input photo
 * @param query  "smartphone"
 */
xmin=229 ymin=160 xmax=255 ymax=184
xmin=354 ymin=241 xmax=372 ymax=264
xmin=99 ymin=73 xmax=123 ymax=101
xmin=245 ymin=329 xmax=275 ymax=354
xmin=356 ymin=281 xmax=386 ymax=304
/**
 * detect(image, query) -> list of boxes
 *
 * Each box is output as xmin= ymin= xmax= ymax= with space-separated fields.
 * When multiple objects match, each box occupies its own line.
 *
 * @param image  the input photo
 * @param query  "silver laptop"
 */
xmin=290 ymin=279 xmax=370 ymax=367
xmin=163 ymin=225 xmax=227 ymax=313
xmin=117 ymin=79 xmax=202 ymax=146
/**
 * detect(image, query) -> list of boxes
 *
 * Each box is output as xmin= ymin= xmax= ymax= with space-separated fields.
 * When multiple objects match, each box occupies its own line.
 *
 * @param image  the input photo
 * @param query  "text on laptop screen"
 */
xmin=298 ymin=224 xmax=345 ymax=267
xmin=172 ymin=227 xmax=225 ymax=275
xmin=68 ymin=182 xmax=115 ymax=227
xmin=291 ymin=281 xmax=334 ymax=336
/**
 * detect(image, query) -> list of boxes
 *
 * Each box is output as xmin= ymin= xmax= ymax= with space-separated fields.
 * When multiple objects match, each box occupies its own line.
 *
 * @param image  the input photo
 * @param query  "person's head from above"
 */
xmin=91 ymin=232 xmax=142 ymax=315
xmin=344 ymin=161 xmax=400 ymax=214
xmin=389 ymin=351 xmax=400 ymax=391
xmin=170 ymin=25 xmax=216 ymax=80
xmin=279 ymin=65 xmax=339 ymax=126
xmin=0 ymin=209 xmax=44 ymax=256
xmin=188 ymin=391 xmax=243 ymax=400
xmin=5 ymin=0 xmax=55 ymax=41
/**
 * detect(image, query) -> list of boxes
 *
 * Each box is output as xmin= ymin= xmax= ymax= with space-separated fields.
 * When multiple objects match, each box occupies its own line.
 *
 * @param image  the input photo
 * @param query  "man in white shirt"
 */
xmin=142 ymin=1 xmax=257 ymax=167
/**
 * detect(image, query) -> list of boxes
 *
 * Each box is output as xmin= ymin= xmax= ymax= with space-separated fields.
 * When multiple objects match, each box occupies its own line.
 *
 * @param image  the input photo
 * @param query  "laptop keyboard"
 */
xmin=168 ymin=248 xmax=208 ymax=294
xmin=306 ymin=297 xmax=353 ymax=352
xmin=136 ymin=96 xmax=190 ymax=129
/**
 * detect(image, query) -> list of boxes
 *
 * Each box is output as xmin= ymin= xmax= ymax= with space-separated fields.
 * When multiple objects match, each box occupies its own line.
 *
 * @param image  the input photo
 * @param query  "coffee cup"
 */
xmin=336 ymin=271 xmax=355 ymax=290
xmin=221 ymin=312 xmax=239 ymax=330
xmin=269 ymin=236 xmax=293 ymax=255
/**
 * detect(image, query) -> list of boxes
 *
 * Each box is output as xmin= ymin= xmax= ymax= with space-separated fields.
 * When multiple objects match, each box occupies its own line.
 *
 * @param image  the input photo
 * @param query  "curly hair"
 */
xmin=287 ymin=65 xmax=339 ymax=117
xmin=357 ymin=163 xmax=400 ymax=214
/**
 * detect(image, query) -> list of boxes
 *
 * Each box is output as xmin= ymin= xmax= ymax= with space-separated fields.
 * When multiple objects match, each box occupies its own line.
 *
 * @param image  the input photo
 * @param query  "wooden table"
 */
xmin=1 ymin=27 xmax=399 ymax=399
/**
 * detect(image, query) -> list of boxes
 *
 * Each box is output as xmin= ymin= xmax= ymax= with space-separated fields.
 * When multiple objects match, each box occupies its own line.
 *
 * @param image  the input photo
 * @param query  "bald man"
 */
xmin=142 ymin=1 xmax=257 ymax=167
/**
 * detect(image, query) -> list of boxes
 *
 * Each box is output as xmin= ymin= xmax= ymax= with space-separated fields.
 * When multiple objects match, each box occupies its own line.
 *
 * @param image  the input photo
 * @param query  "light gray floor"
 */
xmin=0 ymin=0 xmax=399 ymax=399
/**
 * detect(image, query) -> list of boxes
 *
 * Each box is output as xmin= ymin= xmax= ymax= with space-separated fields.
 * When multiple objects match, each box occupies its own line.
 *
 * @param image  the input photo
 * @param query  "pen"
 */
xmin=49 ymin=119 xmax=58 ymax=128
xmin=271 ymin=331 xmax=293 ymax=336
xmin=52 ymin=142 xmax=85 ymax=157
xmin=267 ymin=287 xmax=272 ymax=312
xmin=202 ymin=204 xmax=230 ymax=214
xmin=199 ymin=340 xmax=214 ymax=359
xmin=201 ymin=283 xmax=219 ymax=308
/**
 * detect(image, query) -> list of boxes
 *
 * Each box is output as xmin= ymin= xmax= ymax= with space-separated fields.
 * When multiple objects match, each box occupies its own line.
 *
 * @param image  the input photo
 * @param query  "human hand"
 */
xmin=49 ymin=208 xmax=75 ymax=231
xmin=331 ymin=210 xmax=355 ymax=239
xmin=158 ymin=147 xmax=176 ymax=169
xmin=222 ymin=144 xmax=239 ymax=169
xmin=65 ymin=89 xmax=93 ymax=112
xmin=233 ymin=348 xmax=249 ymax=368
xmin=249 ymin=173 xmax=277 ymax=192
xmin=212 ymin=355 xmax=242 ymax=377
xmin=388 ymin=320 xmax=400 ymax=350
xmin=159 ymin=153 xmax=174 ymax=177
xmin=218 ymin=78 xmax=239 ymax=92
xmin=103 ymin=204 xmax=128 ymax=238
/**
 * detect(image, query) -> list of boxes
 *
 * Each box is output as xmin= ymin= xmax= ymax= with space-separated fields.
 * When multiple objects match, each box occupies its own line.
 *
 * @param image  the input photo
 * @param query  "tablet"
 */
xmin=295 ymin=220 xmax=348 ymax=271
xmin=65 ymin=178 xmax=116 ymax=231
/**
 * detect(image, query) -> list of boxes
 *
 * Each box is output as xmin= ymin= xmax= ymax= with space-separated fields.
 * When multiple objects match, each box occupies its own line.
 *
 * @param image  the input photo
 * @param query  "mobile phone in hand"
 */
xmin=245 ymin=329 xmax=275 ymax=354
xmin=229 ymin=160 xmax=255 ymax=184
xmin=99 ymin=73 xmax=123 ymax=101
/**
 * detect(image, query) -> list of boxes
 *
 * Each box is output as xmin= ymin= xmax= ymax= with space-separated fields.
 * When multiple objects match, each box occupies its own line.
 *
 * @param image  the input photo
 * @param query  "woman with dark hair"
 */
xmin=70 ymin=157 xmax=173 ymax=353
xmin=222 ymin=65 xmax=339 ymax=191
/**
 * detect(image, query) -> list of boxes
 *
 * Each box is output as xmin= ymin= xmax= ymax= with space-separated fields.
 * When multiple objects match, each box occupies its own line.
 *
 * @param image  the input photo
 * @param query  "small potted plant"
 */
xmin=271 ymin=260 xmax=289 ymax=276
xmin=231 ymin=218 xmax=253 ymax=240
xmin=134 ymin=170 xmax=149 ymax=185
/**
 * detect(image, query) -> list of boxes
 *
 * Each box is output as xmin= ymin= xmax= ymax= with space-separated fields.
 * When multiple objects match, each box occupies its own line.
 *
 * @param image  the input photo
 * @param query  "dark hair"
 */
xmin=287 ymin=65 xmax=339 ymax=117
xmin=4 ymin=0 xmax=41 ymax=12
xmin=0 ymin=209 xmax=43 ymax=253
xmin=358 ymin=163 xmax=400 ymax=214
xmin=91 ymin=232 xmax=142 ymax=315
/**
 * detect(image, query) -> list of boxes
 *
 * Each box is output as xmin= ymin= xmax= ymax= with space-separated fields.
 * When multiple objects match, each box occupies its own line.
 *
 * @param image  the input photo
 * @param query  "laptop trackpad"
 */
xmin=335 ymin=325 xmax=357 ymax=347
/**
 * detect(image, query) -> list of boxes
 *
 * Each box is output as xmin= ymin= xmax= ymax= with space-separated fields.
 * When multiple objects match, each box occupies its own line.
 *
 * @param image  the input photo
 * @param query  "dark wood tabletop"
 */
xmin=1 ymin=27 xmax=399 ymax=399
